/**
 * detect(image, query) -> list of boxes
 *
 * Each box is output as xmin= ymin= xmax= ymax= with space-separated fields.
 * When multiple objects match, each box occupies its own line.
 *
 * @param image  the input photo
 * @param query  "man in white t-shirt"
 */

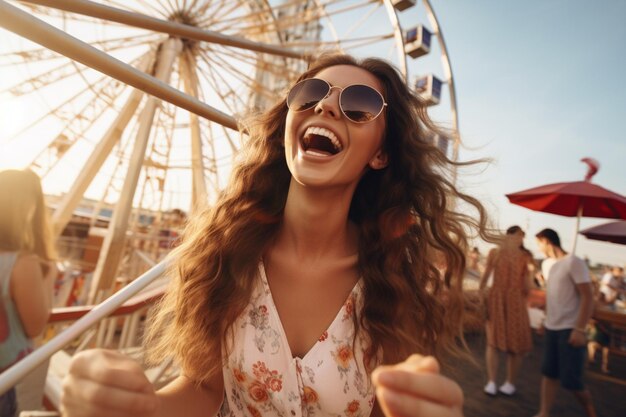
xmin=533 ymin=228 xmax=597 ymax=417
xmin=599 ymin=266 xmax=625 ymax=303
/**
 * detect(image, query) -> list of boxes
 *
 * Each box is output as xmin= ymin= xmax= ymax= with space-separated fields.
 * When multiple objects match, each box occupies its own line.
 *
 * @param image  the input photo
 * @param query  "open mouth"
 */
xmin=301 ymin=126 xmax=343 ymax=156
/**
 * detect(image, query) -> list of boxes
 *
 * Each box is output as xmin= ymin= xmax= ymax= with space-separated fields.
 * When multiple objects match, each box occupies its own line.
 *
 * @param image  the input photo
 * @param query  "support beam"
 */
xmin=179 ymin=51 xmax=208 ymax=212
xmin=0 ymin=0 xmax=238 ymax=130
xmin=52 ymin=55 xmax=152 ymax=236
xmin=88 ymin=38 xmax=183 ymax=304
xmin=21 ymin=0 xmax=308 ymax=59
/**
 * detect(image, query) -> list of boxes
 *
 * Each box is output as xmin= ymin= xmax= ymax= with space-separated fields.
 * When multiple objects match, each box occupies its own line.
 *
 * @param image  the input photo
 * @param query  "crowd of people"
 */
xmin=471 ymin=224 xmax=626 ymax=417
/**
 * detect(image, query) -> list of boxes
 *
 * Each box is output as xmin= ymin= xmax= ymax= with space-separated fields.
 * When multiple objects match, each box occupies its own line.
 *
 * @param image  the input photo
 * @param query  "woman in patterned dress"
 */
xmin=61 ymin=54 xmax=494 ymax=417
xmin=480 ymin=225 xmax=534 ymax=396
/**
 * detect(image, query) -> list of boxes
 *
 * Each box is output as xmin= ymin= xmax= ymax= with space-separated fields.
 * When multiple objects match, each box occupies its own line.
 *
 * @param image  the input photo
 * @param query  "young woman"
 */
xmin=61 ymin=54 xmax=492 ymax=417
xmin=0 ymin=169 xmax=57 ymax=415
xmin=479 ymin=226 xmax=534 ymax=396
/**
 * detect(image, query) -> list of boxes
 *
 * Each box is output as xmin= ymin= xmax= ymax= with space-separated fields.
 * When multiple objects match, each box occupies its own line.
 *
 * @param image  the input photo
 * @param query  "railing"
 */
xmin=0 ymin=259 xmax=169 ymax=400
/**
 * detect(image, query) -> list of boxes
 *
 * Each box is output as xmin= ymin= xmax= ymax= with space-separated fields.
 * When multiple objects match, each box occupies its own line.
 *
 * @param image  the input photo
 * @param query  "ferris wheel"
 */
xmin=0 ymin=0 xmax=459 ymax=300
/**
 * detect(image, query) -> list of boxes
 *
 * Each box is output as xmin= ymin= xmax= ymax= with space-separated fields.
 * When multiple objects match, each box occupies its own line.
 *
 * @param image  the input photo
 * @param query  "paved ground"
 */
xmin=443 ymin=331 xmax=626 ymax=417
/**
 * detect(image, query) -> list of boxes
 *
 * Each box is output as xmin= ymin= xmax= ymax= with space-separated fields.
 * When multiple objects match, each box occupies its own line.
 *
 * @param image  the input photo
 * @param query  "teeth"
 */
xmin=305 ymin=150 xmax=329 ymax=157
xmin=304 ymin=126 xmax=343 ymax=152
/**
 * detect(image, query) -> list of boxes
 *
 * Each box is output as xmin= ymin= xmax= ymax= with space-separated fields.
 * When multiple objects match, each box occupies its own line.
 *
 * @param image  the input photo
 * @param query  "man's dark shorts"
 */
xmin=541 ymin=328 xmax=586 ymax=390
xmin=0 ymin=386 xmax=16 ymax=417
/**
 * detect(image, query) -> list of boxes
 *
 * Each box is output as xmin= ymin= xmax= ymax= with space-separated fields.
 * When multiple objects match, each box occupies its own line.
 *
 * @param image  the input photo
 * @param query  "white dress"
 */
xmin=218 ymin=263 xmax=375 ymax=417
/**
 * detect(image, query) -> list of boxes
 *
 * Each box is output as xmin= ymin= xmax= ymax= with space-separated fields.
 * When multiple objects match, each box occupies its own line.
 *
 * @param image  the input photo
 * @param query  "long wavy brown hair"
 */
xmin=145 ymin=53 xmax=494 ymax=384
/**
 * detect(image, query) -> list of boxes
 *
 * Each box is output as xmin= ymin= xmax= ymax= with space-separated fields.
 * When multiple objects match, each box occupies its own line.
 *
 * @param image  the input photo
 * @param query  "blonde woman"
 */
xmin=61 ymin=54 xmax=493 ymax=417
xmin=0 ymin=169 xmax=57 ymax=415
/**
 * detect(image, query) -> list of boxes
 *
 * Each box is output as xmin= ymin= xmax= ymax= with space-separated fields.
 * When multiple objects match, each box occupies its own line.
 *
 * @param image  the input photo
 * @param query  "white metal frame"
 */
xmin=0 ymin=261 xmax=167 ymax=395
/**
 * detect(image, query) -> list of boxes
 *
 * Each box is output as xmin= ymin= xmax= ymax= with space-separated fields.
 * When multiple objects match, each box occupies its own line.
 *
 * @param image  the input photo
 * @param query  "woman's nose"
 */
xmin=314 ymin=89 xmax=341 ymax=119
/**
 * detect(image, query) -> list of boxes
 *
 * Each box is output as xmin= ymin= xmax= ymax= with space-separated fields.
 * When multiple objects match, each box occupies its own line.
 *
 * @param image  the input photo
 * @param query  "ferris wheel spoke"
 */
xmin=195 ymin=64 xmax=245 ymax=156
xmin=282 ymin=33 xmax=393 ymax=50
xmin=153 ymin=0 xmax=176 ymax=17
xmin=5 ymin=53 xmax=148 ymax=150
xmin=340 ymin=33 xmax=395 ymax=51
xmin=207 ymin=48 xmax=280 ymax=107
xmin=196 ymin=51 xmax=249 ymax=114
xmin=103 ymin=0 xmax=157 ymax=17
xmin=21 ymin=0 xmax=307 ymax=59
xmin=265 ymin=0 xmax=379 ymax=40
xmin=186 ymin=0 xmax=206 ymax=16
xmin=0 ymin=32 xmax=162 ymax=67
xmin=3 ymin=71 xmax=117 ymax=143
xmin=209 ymin=55 xmax=264 ymax=103
xmin=214 ymin=46 xmax=300 ymax=81
xmin=29 ymin=77 xmax=134 ymax=178
xmin=194 ymin=81 xmax=239 ymax=167
xmin=343 ymin=0 xmax=382 ymax=39
xmin=2 ymin=59 xmax=88 ymax=95
xmin=2 ymin=39 xmax=155 ymax=96
xmin=204 ymin=1 xmax=274 ymax=32
xmin=232 ymin=3 xmax=328 ymax=38
xmin=201 ymin=1 xmax=246 ymax=29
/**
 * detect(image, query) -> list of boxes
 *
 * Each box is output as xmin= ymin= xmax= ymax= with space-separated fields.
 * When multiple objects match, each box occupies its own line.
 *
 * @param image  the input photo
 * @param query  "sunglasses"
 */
xmin=286 ymin=78 xmax=387 ymax=123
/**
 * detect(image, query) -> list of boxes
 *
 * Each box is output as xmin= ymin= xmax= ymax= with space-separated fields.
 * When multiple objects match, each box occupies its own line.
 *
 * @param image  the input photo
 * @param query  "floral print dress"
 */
xmin=218 ymin=263 xmax=375 ymax=417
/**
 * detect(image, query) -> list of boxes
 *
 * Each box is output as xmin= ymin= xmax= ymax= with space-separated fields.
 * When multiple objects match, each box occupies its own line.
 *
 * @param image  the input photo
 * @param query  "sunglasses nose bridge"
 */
xmin=315 ymin=84 xmax=342 ymax=116
xmin=322 ymin=84 xmax=341 ymax=102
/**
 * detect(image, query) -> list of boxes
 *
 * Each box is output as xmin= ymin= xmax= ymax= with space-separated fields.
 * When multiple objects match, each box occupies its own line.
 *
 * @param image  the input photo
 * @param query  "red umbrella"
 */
xmin=580 ymin=221 xmax=626 ymax=245
xmin=506 ymin=181 xmax=626 ymax=219
xmin=505 ymin=159 xmax=626 ymax=252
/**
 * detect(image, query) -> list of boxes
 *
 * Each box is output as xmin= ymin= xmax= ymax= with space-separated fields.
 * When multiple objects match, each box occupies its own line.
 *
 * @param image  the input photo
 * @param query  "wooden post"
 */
xmin=180 ymin=51 xmax=208 ymax=212
xmin=88 ymin=38 xmax=183 ymax=304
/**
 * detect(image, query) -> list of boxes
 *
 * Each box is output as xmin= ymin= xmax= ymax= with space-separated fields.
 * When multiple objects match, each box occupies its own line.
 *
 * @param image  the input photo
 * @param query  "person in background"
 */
xmin=466 ymin=247 xmax=481 ymax=278
xmin=599 ymin=266 xmax=625 ymax=304
xmin=60 ymin=53 xmax=495 ymax=417
xmin=533 ymin=228 xmax=597 ymax=417
xmin=617 ymin=267 xmax=626 ymax=302
xmin=479 ymin=225 xmax=533 ymax=396
xmin=587 ymin=318 xmax=611 ymax=374
xmin=0 ymin=169 xmax=57 ymax=417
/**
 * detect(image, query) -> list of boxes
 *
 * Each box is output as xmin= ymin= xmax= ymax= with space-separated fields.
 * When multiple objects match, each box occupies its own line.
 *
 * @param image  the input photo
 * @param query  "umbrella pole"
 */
xmin=572 ymin=204 xmax=583 ymax=254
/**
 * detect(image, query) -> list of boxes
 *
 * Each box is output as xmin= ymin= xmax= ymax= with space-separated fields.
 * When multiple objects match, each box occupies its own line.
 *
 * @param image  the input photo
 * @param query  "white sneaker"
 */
xmin=498 ymin=382 xmax=516 ymax=396
xmin=483 ymin=381 xmax=497 ymax=396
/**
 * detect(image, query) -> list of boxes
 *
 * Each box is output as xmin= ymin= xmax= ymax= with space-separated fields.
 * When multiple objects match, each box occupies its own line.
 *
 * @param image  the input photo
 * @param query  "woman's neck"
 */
xmin=275 ymin=179 xmax=358 ymax=261
xmin=549 ymin=246 xmax=566 ymax=259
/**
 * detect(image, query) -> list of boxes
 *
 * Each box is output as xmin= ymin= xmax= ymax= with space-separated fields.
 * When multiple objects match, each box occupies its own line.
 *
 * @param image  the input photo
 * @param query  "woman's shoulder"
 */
xmin=11 ymin=253 xmax=41 ymax=279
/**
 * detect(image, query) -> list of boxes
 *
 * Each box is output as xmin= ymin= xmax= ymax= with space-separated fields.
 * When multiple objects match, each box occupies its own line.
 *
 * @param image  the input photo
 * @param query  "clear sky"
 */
xmin=0 ymin=0 xmax=624 ymax=265
xmin=431 ymin=0 xmax=626 ymax=265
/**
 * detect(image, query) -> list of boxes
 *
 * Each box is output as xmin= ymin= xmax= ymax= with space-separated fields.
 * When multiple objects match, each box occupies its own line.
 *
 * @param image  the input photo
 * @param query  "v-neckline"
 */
xmin=258 ymin=261 xmax=361 ymax=362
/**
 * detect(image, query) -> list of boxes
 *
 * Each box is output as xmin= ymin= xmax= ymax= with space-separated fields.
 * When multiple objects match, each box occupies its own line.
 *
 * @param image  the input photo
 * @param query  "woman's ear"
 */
xmin=369 ymin=149 xmax=388 ymax=170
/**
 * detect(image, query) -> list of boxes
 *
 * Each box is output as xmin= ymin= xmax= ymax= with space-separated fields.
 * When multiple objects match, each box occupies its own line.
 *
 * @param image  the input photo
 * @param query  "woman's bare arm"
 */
xmin=11 ymin=253 xmax=52 ymax=337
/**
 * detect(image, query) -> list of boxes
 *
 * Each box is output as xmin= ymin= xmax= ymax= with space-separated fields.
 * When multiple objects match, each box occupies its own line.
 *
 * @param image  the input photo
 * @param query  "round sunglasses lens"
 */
xmin=341 ymin=85 xmax=384 ymax=123
xmin=287 ymin=79 xmax=329 ymax=112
